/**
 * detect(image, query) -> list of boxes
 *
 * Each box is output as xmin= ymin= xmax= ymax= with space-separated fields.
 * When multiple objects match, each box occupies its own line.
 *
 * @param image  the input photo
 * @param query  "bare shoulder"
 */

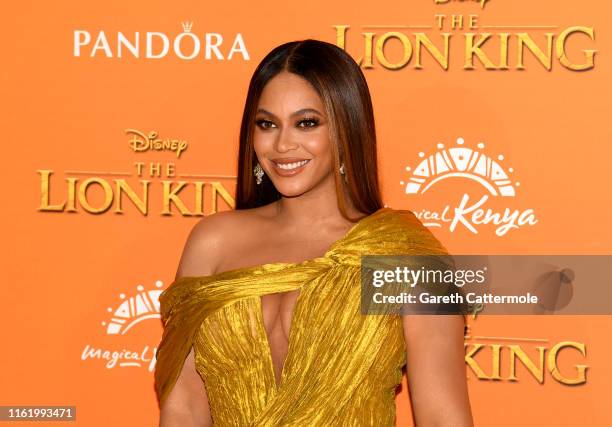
xmin=175 ymin=205 xmax=275 ymax=278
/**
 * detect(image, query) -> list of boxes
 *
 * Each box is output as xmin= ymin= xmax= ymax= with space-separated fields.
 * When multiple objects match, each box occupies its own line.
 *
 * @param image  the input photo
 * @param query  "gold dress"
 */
xmin=154 ymin=207 xmax=450 ymax=426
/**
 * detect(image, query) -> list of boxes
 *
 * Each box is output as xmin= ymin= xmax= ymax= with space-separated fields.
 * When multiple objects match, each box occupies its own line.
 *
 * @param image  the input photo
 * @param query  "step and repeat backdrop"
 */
xmin=2 ymin=0 xmax=610 ymax=425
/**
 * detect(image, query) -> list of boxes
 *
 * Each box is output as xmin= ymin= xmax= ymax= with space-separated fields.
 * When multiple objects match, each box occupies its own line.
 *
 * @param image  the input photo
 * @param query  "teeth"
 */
xmin=275 ymin=159 xmax=309 ymax=170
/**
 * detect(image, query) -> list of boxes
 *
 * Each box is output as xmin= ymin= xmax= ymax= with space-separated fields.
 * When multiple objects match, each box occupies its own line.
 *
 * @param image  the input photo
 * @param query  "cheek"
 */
xmin=302 ymin=130 xmax=333 ymax=158
xmin=252 ymin=131 xmax=274 ymax=152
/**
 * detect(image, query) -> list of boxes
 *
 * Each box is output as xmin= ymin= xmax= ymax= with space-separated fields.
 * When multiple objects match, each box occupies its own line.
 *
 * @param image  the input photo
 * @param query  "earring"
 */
xmin=339 ymin=162 xmax=346 ymax=175
xmin=254 ymin=162 xmax=264 ymax=185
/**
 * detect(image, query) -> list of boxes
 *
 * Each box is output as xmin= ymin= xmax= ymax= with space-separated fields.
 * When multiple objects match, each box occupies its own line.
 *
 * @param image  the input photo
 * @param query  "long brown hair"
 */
xmin=234 ymin=39 xmax=383 ymax=221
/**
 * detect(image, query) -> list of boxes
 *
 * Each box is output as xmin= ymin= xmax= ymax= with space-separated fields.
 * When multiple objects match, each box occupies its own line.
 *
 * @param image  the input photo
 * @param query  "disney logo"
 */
xmin=125 ymin=129 xmax=188 ymax=158
xmin=434 ymin=0 xmax=491 ymax=9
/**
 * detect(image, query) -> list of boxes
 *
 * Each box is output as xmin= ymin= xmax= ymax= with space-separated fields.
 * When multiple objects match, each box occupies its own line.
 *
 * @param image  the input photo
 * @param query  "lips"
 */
xmin=269 ymin=158 xmax=311 ymax=176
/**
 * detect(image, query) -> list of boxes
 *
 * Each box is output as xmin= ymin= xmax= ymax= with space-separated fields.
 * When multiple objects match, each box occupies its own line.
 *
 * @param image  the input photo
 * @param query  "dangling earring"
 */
xmin=254 ymin=162 xmax=264 ymax=185
xmin=339 ymin=162 xmax=346 ymax=176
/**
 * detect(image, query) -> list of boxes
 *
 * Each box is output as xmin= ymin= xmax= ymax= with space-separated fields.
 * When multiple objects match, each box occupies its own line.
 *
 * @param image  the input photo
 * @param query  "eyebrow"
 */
xmin=256 ymin=108 xmax=323 ymax=119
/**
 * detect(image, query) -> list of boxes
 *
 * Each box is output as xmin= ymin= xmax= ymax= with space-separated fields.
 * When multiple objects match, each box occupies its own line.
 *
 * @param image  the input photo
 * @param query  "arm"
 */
xmin=402 ymin=314 xmax=474 ymax=427
xmin=159 ymin=347 xmax=212 ymax=426
xmin=160 ymin=216 xmax=224 ymax=426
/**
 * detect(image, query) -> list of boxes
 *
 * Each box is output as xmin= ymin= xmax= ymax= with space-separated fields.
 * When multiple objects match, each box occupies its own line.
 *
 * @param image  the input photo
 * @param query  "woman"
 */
xmin=155 ymin=39 xmax=473 ymax=426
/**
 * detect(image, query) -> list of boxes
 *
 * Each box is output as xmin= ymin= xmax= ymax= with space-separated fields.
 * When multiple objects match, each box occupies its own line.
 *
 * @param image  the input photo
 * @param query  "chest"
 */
xmin=260 ymin=289 xmax=300 ymax=342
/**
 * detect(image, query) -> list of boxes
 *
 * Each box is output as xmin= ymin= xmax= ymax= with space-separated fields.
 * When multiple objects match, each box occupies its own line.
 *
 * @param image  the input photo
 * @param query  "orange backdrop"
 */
xmin=2 ymin=0 xmax=611 ymax=425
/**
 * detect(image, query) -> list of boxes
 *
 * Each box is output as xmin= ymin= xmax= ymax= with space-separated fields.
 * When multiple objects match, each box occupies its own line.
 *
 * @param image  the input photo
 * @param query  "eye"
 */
xmin=255 ymin=119 xmax=276 ymax=130
xmin=298 ymin=117 xmax=319 ymax=128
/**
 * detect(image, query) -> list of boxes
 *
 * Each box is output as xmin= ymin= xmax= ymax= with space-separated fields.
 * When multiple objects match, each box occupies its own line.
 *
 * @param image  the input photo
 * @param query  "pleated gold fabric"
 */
xmin=154 ymin=207 xmax=451 ymax=426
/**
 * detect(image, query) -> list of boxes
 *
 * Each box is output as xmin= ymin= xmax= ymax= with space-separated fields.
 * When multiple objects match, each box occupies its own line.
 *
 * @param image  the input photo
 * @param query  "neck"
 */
xmin=273 ymin=177 xmax=364 ymax=228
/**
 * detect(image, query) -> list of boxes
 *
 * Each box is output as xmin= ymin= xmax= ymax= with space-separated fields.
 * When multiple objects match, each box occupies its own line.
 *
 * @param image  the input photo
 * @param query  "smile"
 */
xmin=274 ymin=159 xmax=310 ymax=170
xmin=271 ymin=159 xmax=311 ymax=176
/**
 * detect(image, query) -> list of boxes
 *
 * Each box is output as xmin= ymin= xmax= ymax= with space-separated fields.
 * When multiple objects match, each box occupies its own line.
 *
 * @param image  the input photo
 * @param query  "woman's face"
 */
xmin=253 ymin=71 xmax=335 ymax=197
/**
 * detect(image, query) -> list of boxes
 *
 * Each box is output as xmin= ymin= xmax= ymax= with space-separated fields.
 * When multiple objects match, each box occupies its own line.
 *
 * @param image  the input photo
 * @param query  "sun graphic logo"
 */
xmin=81 ymin=280 xmax=165 ymax=372
xmin=103 ymin=281 xmax=164 ymax=335
xmin=403 ymin=137 xmax=519 ymax=197
xmin=401 ymin=137 xmax=537 ymax=236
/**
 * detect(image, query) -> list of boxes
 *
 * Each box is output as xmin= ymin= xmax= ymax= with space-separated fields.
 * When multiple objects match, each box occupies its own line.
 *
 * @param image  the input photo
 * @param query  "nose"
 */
xmin=274 ymin=126 xmax=299 ymax=153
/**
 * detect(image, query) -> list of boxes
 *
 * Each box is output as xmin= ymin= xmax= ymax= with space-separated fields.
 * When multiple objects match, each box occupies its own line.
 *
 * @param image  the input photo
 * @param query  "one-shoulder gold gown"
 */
xmin=154 ymin=207 xmax=451 ymax=426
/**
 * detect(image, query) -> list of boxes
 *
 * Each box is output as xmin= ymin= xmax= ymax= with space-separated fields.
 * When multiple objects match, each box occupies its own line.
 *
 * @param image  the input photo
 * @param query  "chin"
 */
xmin=274 ymin=183 xmax=312 ymax=198
xmin=274 ymin=170 xmax=334 ymax=195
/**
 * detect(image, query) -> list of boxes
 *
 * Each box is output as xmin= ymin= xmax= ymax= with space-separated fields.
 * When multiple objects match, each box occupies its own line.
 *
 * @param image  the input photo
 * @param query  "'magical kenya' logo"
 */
xmin=401 ymin=137 xmax=538 ymax=236
xmin=81 ymin=280 xmax=164 ymax=372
